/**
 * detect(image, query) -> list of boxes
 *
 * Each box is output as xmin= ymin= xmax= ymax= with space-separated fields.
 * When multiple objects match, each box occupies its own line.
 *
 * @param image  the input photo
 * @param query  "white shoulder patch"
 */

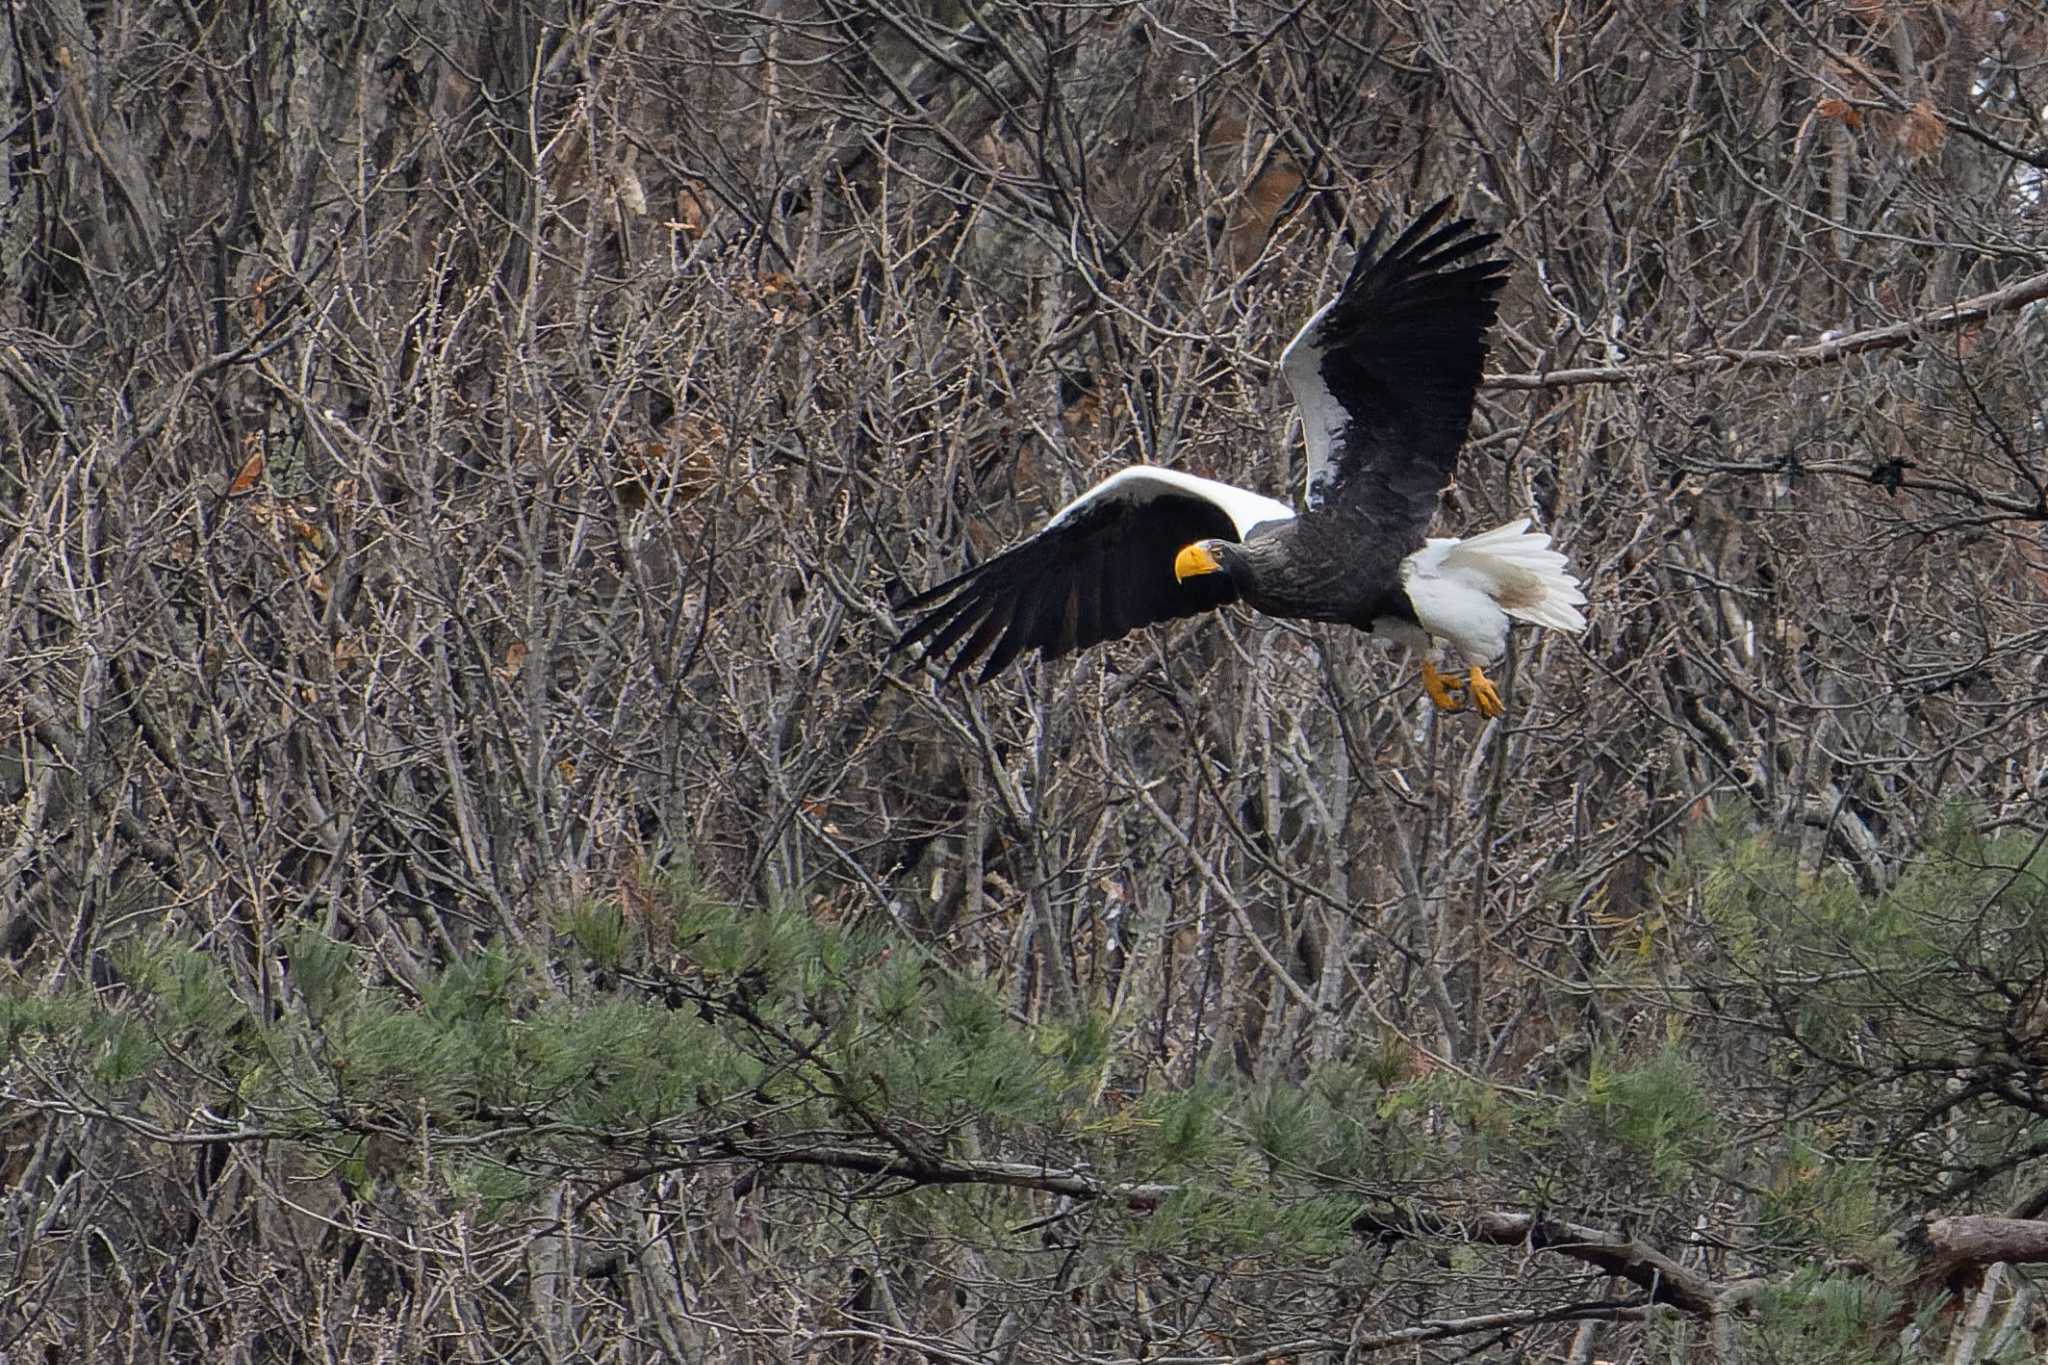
xmin=1045 ymin=465 xmax=1296 ymax=538
xmin=1279 ymin=298 xmax=1346 ymax=510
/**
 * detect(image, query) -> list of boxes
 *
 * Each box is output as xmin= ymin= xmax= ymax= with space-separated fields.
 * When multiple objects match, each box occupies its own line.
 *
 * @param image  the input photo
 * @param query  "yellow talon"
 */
xmin=1467 ymin=666 xmax=1504 ymax=719
xmin=1420 ymin=659 xmax=1467 ymax=713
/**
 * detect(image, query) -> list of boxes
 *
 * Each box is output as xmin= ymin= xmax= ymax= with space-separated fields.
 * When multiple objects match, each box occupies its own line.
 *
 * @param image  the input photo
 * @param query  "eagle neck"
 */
xmin=1233 ymin=521 xmax=1364 ymax=624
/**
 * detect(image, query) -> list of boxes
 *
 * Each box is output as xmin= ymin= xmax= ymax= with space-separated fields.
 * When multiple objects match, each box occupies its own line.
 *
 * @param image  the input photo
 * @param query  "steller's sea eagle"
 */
xmin=894 ymin=200 xmax=1586 ymax=717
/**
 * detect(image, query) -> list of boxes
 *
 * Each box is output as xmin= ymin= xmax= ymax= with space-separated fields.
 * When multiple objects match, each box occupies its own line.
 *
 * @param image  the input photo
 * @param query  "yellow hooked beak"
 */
xmin=1174 ymin=543 xmax=1223 ymax=583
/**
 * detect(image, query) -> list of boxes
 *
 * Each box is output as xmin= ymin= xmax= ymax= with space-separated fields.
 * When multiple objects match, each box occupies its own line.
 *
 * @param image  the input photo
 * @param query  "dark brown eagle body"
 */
xmin=1215 ymin=517 xmax=1416 ymax=629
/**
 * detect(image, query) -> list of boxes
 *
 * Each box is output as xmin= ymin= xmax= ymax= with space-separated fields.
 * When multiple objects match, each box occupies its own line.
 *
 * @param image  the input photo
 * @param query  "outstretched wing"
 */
xmin=895 ymin=467 xmax=1294 ymax=683
xmin=1280 ymin=199 xmax=1509 ymax=542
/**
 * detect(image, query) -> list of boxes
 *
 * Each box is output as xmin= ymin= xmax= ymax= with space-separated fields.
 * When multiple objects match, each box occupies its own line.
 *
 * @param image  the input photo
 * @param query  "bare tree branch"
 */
xmin=1491 ymin=269 xmax=2048 ymax=391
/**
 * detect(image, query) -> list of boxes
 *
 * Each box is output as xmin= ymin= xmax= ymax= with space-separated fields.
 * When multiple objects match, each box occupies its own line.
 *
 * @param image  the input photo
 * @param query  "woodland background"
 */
xmin=4 ymin=0 xmax=2048 ymax=1360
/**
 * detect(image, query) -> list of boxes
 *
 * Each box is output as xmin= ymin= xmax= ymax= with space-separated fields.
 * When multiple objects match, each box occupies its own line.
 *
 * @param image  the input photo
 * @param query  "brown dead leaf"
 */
xmin=227 ymin=442 xmax=265 ymax=496
xmin=1899 ymin=98 xmax=1944 ymax=161
xmin=1815 ymin=97 xmax=1862 ymax=130
xmin=1062 ymin=388 xmax=1103 ymax=433
xmin=670 ymin=181 xmax=709 ymax=238
xmin=625 ymin=417 xmax=724 ymax=509
xmin=1228 ymin=160 xmax=1303 ymax=268
xmin=747 ymin=272 xmax=807 ymax=320
xmin=248 ymin=271 xmax=282 ymax=329
xmin=330 ymin=477 xmax=360 ymax=533
xmin=251 ymin=505 xmax=330 ymax=602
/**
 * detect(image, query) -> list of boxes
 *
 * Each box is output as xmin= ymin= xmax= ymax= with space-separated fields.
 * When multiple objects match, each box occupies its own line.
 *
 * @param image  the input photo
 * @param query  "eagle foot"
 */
xmin=1419 ymin=659 xmax=1467 ymax=714
xmin=1466 ymin=666 xmax=1504 ymax=719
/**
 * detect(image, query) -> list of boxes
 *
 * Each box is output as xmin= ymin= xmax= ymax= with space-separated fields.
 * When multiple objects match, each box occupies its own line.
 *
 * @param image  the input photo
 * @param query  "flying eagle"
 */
xmin=894 ymin=200 xmax=1586 ymax=717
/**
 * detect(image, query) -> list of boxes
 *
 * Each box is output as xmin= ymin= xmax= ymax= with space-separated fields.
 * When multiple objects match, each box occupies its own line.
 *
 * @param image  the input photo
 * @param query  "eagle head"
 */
xmin=1174 ymin=539 xmax=1239 ymax=585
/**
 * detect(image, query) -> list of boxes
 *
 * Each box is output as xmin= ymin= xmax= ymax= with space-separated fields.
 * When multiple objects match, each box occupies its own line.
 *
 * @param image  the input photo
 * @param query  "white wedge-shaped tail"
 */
xmin=1438 ymin=518 xmax=1587 ymax=631
xmin=1398 ymin=518 xmax=1587 ymax=669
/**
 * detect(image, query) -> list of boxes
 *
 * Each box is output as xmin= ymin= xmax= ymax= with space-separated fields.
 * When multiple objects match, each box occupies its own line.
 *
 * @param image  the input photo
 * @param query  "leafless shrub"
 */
xmin=4 ymin=0 xmax=2047 ymax=1359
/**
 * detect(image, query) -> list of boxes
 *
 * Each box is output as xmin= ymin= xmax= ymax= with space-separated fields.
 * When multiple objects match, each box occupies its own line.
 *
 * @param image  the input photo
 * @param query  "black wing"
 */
xmin=894 ymin=467 xmax=1293 ymax=683
xmin=1279 ymin=199 xmax=1509 ymax=542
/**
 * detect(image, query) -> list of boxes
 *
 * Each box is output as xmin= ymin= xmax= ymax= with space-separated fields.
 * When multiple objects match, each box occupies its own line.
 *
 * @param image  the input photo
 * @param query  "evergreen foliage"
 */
xmin=1669 ymin=808 xmax=2048 ymax=1212
xmin=1578 ymin=1045 xmax=1720 ymax=1186
xmin=4 ymin=824 xmax=2046 ymax=1357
